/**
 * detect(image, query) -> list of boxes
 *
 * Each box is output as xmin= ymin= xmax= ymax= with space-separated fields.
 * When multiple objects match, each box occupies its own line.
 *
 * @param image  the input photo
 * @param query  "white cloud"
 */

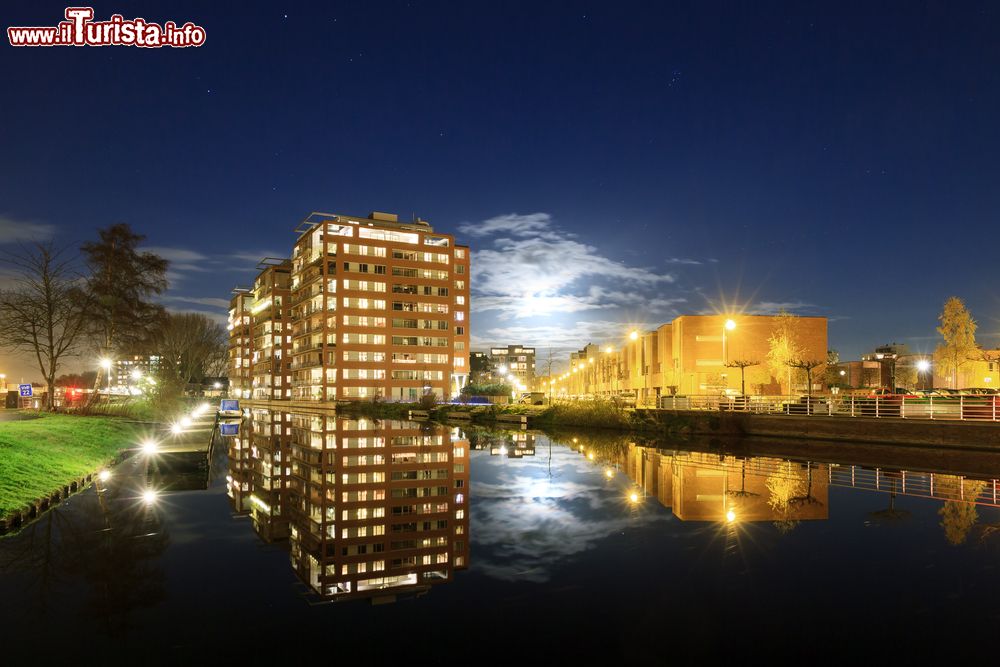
xmin=228 ymin=250 xmax=287 ymax=263
xmin=463 ymin=213 xmax=677 ymax=319
xmin=142 ymin=246 xmax=209 ymax=263
xmin=0 ymin=216 xmax=55 ymax=244
xmin=459 ymin=212 xmax=553 ymax=238
xmin=162 ymin=295 xmax=231 ymax=310
xmin=471 ymin=318 xmax=663 ymax=366
xmin=471 ymin=439 xmax=667 ymax=583
xmin=664 ymin=257 xmax=703 ymax=265
xmin=745 ymin=301 xmax=820 ymax=315
xmin=164 ymin=307 xmax=228 ymax=327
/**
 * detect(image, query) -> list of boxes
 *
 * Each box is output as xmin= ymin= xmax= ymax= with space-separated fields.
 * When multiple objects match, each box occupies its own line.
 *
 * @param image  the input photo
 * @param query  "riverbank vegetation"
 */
xmin=0 ymin=413 xmax=141 ymax=519
xmin=336 ymin=398 xmax=697 ymax=435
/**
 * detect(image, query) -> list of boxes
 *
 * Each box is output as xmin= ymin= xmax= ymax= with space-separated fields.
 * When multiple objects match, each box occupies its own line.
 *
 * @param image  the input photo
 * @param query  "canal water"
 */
xmin=2 ymin=409 xmax=1000 ymax=662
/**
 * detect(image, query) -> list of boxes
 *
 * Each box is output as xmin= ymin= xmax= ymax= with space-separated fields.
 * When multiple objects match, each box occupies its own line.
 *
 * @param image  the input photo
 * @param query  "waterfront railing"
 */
xmin=656 ymin=394 xmax=1000 ymax=422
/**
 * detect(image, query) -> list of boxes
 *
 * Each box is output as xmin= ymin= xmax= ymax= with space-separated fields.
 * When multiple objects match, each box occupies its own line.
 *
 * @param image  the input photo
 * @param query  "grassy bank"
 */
xmin=0 ymin=412 xmax=142 ymax=519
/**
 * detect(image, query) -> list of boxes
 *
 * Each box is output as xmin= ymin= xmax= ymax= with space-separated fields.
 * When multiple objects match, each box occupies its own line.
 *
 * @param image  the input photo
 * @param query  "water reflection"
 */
xmin=547 ymin=433 xmax=1000 ymax=542
xmin=230 ymin=411 xmax=470 ymax=602
xmin=0 ymin=458 xmax=168 ymax=636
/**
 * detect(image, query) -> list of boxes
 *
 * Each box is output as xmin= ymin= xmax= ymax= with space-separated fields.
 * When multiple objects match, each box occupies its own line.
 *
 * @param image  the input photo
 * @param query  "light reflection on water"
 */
xmin=2 ymin=408 xmax=1000 ymax=660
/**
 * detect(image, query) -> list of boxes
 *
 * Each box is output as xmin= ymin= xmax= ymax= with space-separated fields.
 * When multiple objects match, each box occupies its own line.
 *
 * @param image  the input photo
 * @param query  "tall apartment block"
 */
xmin=228 ymin=290 xmax=254 ymax=400
xmin=250 ymin=259 xmax=293 ymax=401
xmin=289 ymin=211 xmax=470 ymax=402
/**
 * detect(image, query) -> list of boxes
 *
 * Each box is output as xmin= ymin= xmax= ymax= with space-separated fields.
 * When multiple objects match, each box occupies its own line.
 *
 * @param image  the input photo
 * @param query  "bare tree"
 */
xmin=0 ymin=243 xmax=90 ymax=409
xmin=724 ymin=359 xmax=759 ymax=396
xmin=787 ymin=358 xmax=825 ymax=402
xmin=153 ymin=313 xmax=227 ymax=389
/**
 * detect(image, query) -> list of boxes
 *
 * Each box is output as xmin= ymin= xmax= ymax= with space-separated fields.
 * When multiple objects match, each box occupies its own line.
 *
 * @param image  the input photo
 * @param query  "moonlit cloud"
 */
xmin=463 ymin=212 xmax=679 ymax=320
xmin=228 ymin=250 xmax=287 ymax=263
xmin=471 ymin=438 xmax=667 ymax=583
xmin=471 ymin=319 xmax=663 ymax=361
xmin=164 ymin=307 xmax=228 ymax=327
xmin=162 ymin=295 xmax=231 ymax=310
xmin=0 ymin=216 xmax=55 ymax=244
xmin=745 ymin=301 xmax=820 ymax=315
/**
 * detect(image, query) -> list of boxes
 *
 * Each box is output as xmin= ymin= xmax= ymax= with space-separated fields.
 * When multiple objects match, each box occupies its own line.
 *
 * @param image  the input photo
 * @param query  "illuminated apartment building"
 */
xmin=225 ymin=420 xmax=252 ymax=514
xmin=247 ymin=408 xmax=292 ymax=542
xmin=228 ymin=290 xmax=254 ymax=400
xmin=250 ymin=259 xmax=293 ymax=401
xmin=489 ymin=345 xmax=536 ymax=389
xmin=288 ymin=211 xmax=470 ymax=402
xmin=286 ymin=415 xmax=470 ymax=602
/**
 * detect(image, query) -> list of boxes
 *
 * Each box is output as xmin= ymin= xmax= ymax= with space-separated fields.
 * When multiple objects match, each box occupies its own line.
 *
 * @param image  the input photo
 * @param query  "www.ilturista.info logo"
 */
xmin=7 ymin=7 xmax=206 ymax=48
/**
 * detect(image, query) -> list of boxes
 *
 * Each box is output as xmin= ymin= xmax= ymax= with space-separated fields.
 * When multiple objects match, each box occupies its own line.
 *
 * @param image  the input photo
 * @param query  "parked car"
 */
xmin=518 ymin=392 xmax=546 ymax=405
xmin=868 ymin=388 xmax=918 ymax=398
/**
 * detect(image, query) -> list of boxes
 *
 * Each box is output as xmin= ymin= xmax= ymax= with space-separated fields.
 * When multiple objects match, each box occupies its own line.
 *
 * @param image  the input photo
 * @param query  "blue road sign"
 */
xmin=18 ymin=384 xmax=32 ymax=397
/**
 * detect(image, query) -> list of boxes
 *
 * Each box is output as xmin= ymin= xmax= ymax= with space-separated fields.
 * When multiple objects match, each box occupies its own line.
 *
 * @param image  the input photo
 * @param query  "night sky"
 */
xmin=3 ymin=1 xmax=999 ymax=379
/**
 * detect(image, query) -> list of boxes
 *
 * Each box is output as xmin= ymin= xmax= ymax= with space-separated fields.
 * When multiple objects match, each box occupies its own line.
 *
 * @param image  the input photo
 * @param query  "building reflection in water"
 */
xmin=470 ymin=430 xmax=536 ymax=458
xmin=577 ymin=440 xmax=1000 ymax=540
xmin=621 ymin=448 xmax=829 ymax=525
xmin=229 ymin=411 xmax=469 ymax=603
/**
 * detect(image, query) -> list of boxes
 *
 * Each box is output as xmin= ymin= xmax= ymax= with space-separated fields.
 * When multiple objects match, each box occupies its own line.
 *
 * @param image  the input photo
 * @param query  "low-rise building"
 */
xmin=558 ymin=313 xmax=828 ymax=402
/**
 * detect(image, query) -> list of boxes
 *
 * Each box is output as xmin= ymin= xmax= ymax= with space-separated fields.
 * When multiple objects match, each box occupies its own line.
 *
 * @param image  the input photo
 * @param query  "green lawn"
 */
xmin=0 ymin=412 xmax=143 ymax=519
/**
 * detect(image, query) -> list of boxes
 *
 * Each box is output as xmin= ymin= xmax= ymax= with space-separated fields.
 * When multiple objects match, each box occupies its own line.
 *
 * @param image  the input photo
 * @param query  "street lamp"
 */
xmin=722 ymin=319 xmax=736 ymax=365
xmin=916 ymin=359 xmax=931 ymax=389
xmin=99 ymin=358 xmax=113 ymax=393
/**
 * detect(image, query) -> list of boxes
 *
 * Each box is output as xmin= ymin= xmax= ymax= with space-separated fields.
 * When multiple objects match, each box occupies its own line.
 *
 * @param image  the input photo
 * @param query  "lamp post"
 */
xmin=722 ymin=319 xmax=736 ymax=365
xmin=99 ymin=358 xmax=113 ymax=394
xmin=916 ymin=359 xmax=931 ymax=390
xmin=722 ymin=319 xmax=736 ymax=395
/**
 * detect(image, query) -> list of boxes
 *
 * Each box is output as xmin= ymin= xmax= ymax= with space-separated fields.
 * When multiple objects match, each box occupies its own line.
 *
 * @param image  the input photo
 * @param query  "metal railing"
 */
xmin=657 ymin=394 xmax=1000 ymax=422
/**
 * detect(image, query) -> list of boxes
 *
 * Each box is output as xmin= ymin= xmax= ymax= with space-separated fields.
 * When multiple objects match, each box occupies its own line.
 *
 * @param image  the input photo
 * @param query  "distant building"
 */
xmin=932 ymin=348 xmax=1000 ymax=390
xmin=489 ymin=345 xmax=536 ymax=390
xmin=114 ymin=354 xmax=162 ymax=390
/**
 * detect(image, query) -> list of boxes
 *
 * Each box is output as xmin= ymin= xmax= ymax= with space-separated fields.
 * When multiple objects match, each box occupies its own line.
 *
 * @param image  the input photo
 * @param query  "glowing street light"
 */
xmin=604 ymin=346 xmax=613 ymax=354
xmin=98 ymin=469 xmax=111 ymax=482
xmin=497 ymin=365 xmax=508 ymax=375
xmin=141 ymin=439 xmax=159 ymax=455
xmin=605 ymin=469 xmax=614 ymax=479
xmin=171 ymin=423 xmax=184 ymax=435
xmin=142 ymin=489 xmax=158 ymax=505
xmin=726 ymin=509 xmax=737 ymax=523
xmin=917 ymin=360 xmax=931 ymax=373
xmin=629 ymin=492 xmax=640 ymax=503
xmin=99 ymin=358 xmax=113 ymax=393
xmin=130 ymin=368 xmax=142 ymax=380
xmin=629 ymin=330 xmax=639 ymax=341
xmin=722 ymin=318 xmax=737 ymax=366
xmin=498 ymin=445 xmax=508 ymax=456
